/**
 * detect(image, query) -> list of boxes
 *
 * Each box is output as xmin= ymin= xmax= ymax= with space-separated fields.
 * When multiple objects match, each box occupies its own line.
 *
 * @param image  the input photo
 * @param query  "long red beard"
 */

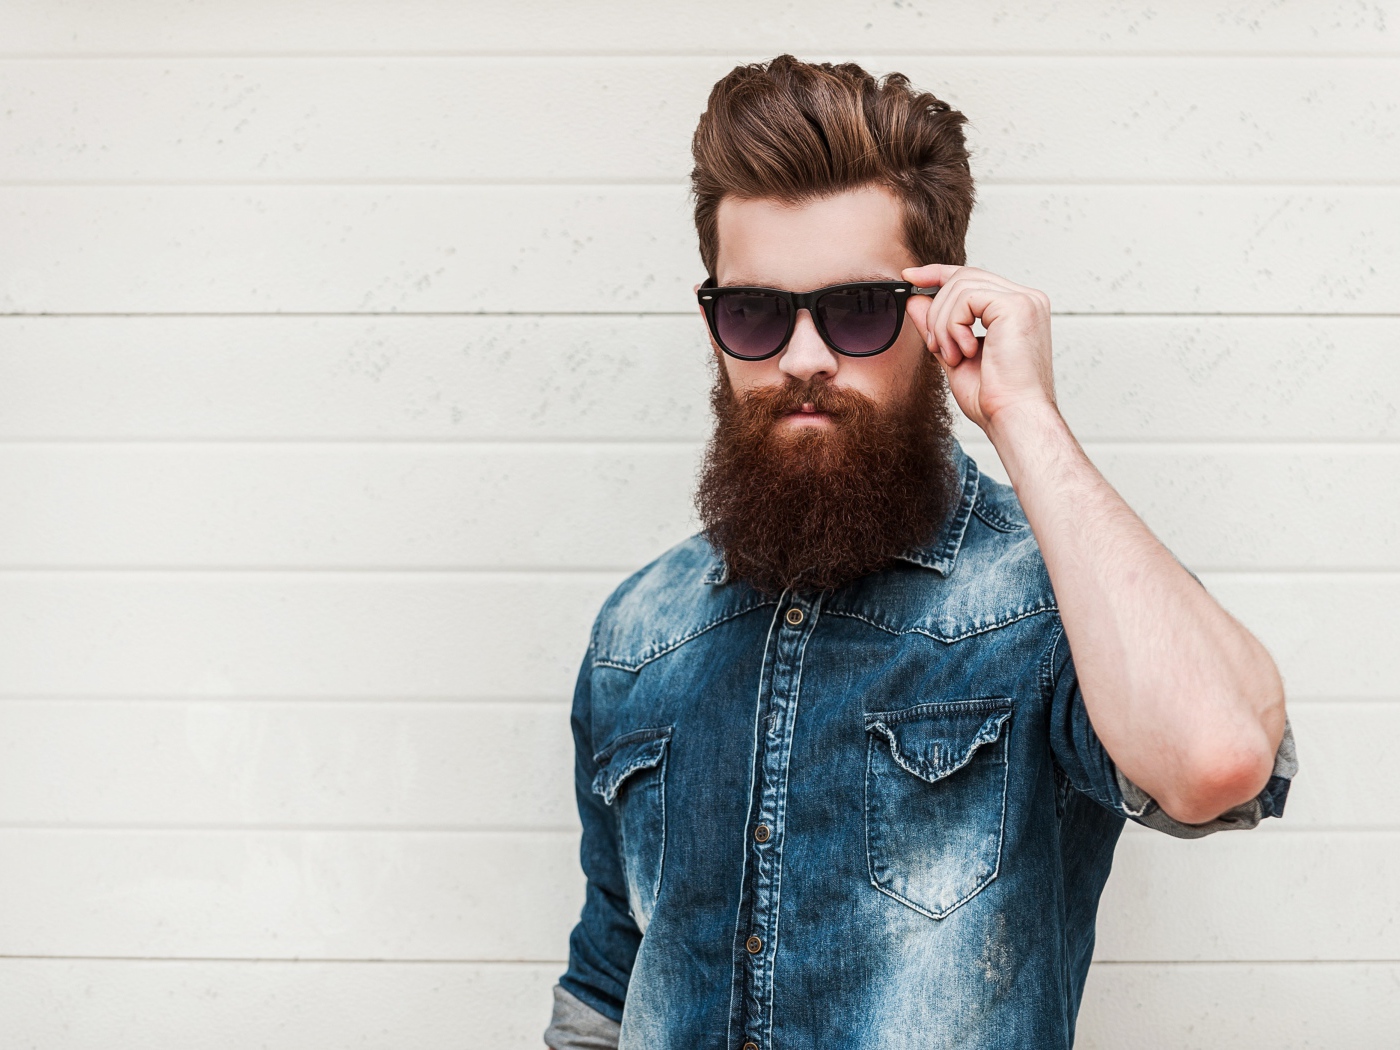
xmin=695 ymin=354 xmax=960 ymax=595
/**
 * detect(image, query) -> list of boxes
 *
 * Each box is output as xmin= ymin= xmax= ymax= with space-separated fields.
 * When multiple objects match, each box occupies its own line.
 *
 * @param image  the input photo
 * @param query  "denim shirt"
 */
xmin=547 ymin=441 xmax=1296 ymax=1050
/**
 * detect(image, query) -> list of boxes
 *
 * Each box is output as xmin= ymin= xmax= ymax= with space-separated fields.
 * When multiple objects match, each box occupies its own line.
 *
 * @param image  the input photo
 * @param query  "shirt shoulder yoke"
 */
xmin=590 ymin=533 xmax=775 ymax=673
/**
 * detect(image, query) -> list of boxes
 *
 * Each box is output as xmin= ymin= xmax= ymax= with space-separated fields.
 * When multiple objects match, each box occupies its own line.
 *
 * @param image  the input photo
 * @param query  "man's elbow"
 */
xmin=1158 ymin=663 xmax=1287 ymax=825
xmin=1155 ymin=731 xmax=1279 ymax=826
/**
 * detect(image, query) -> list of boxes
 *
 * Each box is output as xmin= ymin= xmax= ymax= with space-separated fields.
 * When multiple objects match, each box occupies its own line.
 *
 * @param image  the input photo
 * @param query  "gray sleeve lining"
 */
xmin=1114 ymin=715 xmax=1298 ymax=839
xmin=544 ymin=984 xmax=621 ymax=1050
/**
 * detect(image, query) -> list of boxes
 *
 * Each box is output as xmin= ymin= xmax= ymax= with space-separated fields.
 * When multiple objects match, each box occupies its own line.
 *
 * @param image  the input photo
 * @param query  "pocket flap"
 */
xmin=866 ymin=699 xmax=1012 ymax=784
xmin=591 ymin=725 xmax=673 ymax=805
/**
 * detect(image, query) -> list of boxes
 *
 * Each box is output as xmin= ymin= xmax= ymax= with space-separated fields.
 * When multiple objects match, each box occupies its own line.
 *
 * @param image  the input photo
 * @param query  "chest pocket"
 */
xmin=864 ymin=698 xmax=1013 ymax=919
xmin=591 ymin=725 xmax=672 ymax=932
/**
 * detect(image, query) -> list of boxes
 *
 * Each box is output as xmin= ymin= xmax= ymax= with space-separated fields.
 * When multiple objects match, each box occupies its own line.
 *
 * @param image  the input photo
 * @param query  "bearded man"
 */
xmin=545 ymin=55 xmax=1295 ymax=1050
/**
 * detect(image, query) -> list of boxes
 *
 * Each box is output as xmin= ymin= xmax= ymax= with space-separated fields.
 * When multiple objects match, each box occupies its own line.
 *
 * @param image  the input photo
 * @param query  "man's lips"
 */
xmin=779 ymin=402 xmax=833 ymax=425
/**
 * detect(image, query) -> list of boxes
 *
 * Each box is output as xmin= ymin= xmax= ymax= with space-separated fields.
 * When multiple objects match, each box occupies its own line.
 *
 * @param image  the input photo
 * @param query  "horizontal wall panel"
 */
xmin=1 ymin=315 xmax=1395 ymax=442
xmin=0 ymin=959 xmax=559 ymax=1050
xmin=0 ymin=574 xmax=1390 ymax=699
xmin=1093 ymin=831 xmax=1400 ymax=961
xmin=1076 ymin=962 xmax=1400 ymax=1050
xmin=0 ymin=700 xmax=579 ymax=830
xmin=1280 ymin=702 xmax=1400 ymax=829
xmin=0 ymin=574 xmax=620 ymax=699
xmin=0 ymin=444 xmax=703 ymax=570
xmin=958 ymin=443 xmax=1400 ymax=571
xmin=3 ymin=186 xmax=1396 ymax=314
xmin=0 ymin=829 xmax=586 ymax=959
xmin=0 ymin=444 xmax=1395 ymax=571
xmin=3 ymin=1 xmax=1396 ymax=56
xmin=0 ymin=316 xmax=721 ymax=441
xmin=0 ymin=699 xmax=1380 ymax=831
xmin=0 ymin=829 xmax=1394 ymax=960
xmin=0 ymin=958 xmax=1395 ymax=1050
xmin=1201 ymin=574 xmax=1399 ymax=699
xmin=5 ymin=58 xmax=1396 ymax=183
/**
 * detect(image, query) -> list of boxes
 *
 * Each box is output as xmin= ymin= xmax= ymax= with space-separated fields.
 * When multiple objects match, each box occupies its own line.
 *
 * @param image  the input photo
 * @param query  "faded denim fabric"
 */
xmin=550 ymin=440 xmax=1295 ymax=1050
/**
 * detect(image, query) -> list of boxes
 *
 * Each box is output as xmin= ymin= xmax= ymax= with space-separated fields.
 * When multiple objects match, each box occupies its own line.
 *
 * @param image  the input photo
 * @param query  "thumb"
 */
xmin=904 ymin=294 xmax=936 ymax=349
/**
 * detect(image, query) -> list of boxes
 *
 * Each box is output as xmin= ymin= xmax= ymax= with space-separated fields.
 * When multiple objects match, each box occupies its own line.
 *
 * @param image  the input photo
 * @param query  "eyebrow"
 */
xmin=720 ymin=272 xmax=899 ymax=288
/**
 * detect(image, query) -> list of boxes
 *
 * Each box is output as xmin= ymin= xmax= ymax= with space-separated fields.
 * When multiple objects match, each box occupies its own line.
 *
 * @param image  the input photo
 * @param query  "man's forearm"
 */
xmin=986 ymin=401 xmax=1287 ymax=824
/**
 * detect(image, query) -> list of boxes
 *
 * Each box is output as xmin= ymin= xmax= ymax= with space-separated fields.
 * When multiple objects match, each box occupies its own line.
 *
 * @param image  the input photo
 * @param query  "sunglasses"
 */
xmin=697 ymin=276 xmax=938 ymax=361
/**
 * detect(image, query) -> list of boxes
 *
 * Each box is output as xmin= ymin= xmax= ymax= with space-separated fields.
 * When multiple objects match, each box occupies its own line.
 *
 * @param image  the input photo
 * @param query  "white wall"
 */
xmin=0 ymin=3 xmax=1396 ymax=1046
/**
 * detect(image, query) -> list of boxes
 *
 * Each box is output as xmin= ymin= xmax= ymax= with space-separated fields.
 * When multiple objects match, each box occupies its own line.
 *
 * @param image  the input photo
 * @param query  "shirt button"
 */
xmin=753 ymin=823 xmax=771 ymax=843
xmin=785 ymin=607 xmax=804 ymax=626
xmin=746 ymin=935 xmax=763 ymax=954
xmin=744 ymin=1043 xmax=759 ymax=1050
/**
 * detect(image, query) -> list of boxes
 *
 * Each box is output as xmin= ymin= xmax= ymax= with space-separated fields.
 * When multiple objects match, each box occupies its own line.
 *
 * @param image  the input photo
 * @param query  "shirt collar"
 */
xmin=701 ymin=439 xmax=979 ymax=586
xmin=891 ymin=438 xmax=979 ymax=575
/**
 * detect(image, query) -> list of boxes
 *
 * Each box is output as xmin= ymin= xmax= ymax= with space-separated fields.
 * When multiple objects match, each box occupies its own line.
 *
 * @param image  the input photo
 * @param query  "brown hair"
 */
xmin=690 ymin=55 xmax=976 ymax=276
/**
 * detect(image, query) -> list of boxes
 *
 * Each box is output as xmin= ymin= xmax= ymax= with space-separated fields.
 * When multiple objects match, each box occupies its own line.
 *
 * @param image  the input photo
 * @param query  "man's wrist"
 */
xmin=983 ymin=398 xmax=1069 ymax=461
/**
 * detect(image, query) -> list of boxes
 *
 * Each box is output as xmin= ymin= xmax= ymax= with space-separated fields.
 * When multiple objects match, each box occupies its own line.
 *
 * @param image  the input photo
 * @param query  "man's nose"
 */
xmin=777 ymin=309 xmax=838 ymax=383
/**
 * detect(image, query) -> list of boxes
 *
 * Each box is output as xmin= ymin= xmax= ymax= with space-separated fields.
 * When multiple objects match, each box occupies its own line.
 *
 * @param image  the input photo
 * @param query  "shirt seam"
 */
xmin=593 ymin=599 xmax=777 ymax=672
xmin=823 ymin=602 xmax=1058 ymax=643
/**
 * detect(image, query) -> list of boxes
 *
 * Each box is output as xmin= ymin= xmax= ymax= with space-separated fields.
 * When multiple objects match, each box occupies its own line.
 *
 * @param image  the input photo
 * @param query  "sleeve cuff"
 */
xmin=544 ymin=984 xmax=621 ymax=1050
xmin=1114 ymin=715 xmax=1298 ymax=840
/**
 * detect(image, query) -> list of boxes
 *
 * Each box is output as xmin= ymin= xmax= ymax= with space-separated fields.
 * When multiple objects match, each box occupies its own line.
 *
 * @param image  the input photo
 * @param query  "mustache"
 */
xmin=732 ymin=377 xmax=878 ymax=424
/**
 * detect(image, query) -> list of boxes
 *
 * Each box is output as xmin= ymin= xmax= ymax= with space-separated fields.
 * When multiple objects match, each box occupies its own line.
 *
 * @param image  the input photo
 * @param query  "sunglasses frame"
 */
xmin=697 ymin=276 xmax=938 ymax=361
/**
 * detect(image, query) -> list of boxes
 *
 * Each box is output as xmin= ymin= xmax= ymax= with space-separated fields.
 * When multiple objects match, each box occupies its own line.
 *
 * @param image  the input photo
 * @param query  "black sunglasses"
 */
xmin=697 ymin=276 xmax=938 ymax=361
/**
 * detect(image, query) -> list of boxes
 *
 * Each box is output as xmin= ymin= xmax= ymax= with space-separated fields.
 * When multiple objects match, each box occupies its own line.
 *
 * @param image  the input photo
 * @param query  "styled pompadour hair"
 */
xmin=690 ymin=55 xmax=976 ymax=276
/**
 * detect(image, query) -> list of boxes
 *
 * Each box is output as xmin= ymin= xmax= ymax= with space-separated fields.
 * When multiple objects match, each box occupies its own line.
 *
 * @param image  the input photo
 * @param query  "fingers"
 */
xmin=901 ymin=262 xmax=957 ymax=287
xmin=903 ymin=292 xmax=936 ymax=345
xmin=903 ymin=266 xmax=994 ymax=361
xmin=903 ymin=264 xmax=1051 ymax=366
xmin=903 ymin=263 xmax=1041 ymax=297
xmin=930 ymin=280 xmax=1003 ymax=365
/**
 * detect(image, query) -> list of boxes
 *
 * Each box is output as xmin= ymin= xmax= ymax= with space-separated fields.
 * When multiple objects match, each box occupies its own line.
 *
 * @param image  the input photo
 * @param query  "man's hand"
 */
xmin=901 ymin=263 xmax=1057 ymax=434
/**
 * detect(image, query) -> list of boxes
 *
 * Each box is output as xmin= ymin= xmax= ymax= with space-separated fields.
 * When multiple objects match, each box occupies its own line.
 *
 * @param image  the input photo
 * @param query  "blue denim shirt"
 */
xmin=548 ymin=441 xmax=1295 ymax=1050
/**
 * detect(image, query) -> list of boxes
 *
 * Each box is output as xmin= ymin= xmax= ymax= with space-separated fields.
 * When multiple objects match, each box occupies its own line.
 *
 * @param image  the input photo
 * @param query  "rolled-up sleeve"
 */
xmin=1045 ymin=618 xmax=1296 ymax=838
xmin=545 ymin=983 xmax=621 ymax=1050
xmin=546 ymin=639 xmax=640 ymax=1047
xmin=1113 ymin=716 xmax=1295 ymax=838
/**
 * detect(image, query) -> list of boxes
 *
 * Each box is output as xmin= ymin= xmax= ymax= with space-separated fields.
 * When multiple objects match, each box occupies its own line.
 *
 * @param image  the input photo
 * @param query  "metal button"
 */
xmin=746 ymin=935 xmax=763 ymax=954
xmin=785 ymin=607 xmax=804 ymax=626
xmin=753 ymin=823 xmax=771 ymax=843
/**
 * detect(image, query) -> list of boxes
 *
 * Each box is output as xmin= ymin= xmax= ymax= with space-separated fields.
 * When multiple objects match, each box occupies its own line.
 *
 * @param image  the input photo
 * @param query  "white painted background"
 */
xmin=0 ymin=2 xmax=1396 ymax=1046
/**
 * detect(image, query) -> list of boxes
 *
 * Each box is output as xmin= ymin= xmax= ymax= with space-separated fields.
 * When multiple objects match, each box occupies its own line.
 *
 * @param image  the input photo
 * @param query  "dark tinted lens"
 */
xmin=713 ymin=291 xmax=791 ymax=359
xmin=815 ymin=286 xmax=899 ymax=354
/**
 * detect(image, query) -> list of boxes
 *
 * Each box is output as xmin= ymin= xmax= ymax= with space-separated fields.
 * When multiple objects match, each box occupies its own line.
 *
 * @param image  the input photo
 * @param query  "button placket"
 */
xmin=732 ymin=592 xmax=819 ymax=1049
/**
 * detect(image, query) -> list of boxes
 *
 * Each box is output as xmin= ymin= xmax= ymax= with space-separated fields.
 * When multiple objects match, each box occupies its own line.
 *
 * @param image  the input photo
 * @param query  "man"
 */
xmin=545 ymin=56 xmax=1295 ymax=1049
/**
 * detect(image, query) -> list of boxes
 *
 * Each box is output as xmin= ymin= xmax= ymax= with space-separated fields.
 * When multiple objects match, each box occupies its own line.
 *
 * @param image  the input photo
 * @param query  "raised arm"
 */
xmin=903 ymin=263 xmax=1287 ymax=825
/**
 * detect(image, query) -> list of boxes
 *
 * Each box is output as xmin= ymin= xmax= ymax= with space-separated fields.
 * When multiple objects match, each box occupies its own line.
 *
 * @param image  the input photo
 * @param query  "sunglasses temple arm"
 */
xmin=910 ymin=286 xmax=940 ymax=298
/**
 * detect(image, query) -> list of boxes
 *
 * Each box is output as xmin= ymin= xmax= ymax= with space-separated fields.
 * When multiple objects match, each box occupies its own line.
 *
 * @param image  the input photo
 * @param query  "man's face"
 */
xmin=694 ymin=182 xmax=961 ymax=595
xmin=709 ymin=183 xmax=928 ymax=418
